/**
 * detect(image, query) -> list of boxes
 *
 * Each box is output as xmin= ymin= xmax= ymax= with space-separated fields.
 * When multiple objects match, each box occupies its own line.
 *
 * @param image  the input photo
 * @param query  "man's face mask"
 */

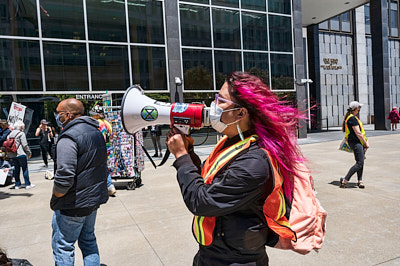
xmin=209 ymin=94 xmax=242 ymax=133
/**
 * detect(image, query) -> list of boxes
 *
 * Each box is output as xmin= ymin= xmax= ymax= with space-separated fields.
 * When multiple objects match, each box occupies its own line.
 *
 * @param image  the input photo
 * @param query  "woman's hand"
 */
xmin=166 ymin=127 xmax=193 ymax=159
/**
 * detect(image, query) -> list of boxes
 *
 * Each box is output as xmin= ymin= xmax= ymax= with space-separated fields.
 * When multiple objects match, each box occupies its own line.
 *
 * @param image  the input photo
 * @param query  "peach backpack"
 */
xmin=273 ymin=162 xmax=327 ymax=254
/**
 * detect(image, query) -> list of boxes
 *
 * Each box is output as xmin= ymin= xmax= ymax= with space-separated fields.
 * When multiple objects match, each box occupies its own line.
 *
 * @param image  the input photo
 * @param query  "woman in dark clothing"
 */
xmin=340 ymin=101 xmax=369 ymax=188
xmin=167 ymin=72 xmax=305 ymax=265
xmin=35 ymin=119 xmax=53 ymax=167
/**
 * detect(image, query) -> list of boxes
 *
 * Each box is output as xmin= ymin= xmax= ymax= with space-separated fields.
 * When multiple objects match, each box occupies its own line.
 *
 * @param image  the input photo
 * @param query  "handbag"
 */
xmin=338 ymin=139 xmax=352 ymax=153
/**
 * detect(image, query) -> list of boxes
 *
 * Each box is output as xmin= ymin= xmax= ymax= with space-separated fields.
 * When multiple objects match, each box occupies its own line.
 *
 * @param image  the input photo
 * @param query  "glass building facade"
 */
xmin=0 ymin=0 xmax=294 ymax=95
xmin=180 ymin=0 xmax=294 ymax=91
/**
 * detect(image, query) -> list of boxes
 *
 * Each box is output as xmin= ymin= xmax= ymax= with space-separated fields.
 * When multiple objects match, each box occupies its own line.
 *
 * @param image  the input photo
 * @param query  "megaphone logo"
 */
xmin=141 ymin=106 xmax=158 ymax=121
xmin=121 ymin=85 xmax=210 ymax=135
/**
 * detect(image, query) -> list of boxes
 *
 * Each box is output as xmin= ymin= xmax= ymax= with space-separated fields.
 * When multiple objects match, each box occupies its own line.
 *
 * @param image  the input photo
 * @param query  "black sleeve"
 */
xmin=173 ymin=149 xmax=271 ymax=217
xmin=347 ymin=116 xmax=359 ymax=127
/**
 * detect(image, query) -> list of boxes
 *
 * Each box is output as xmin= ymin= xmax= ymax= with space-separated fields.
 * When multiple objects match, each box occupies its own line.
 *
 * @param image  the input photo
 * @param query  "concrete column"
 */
xmin=370 ymin=0 xmax=391 ymax=130
xmin=354 ymin=7 xmax=369 ymax=123
xmin=165 ymin=1 xmax=183 ymax=102
xmin=293 ymin=0 xmax=307 ymax=138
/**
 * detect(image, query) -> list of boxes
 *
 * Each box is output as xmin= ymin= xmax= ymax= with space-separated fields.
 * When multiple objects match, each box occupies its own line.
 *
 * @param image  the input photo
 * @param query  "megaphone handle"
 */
xmin=141 ymin=144 xmax=157 ymax=169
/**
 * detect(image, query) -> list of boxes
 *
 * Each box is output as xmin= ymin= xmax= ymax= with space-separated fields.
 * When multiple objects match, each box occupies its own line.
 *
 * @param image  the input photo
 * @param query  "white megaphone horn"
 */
xmin=121 ymin=85 xmax=210 ymax=135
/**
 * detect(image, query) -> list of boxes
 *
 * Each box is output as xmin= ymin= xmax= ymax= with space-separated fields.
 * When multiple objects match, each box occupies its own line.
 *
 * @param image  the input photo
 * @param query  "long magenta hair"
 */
xmin=227 ymin=72 xmax=305 ymax=199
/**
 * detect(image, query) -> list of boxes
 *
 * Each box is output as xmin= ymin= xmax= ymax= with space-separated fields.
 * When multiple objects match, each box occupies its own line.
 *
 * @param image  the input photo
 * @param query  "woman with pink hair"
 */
xmin=167 ymin=72 xmax=305 ymax=265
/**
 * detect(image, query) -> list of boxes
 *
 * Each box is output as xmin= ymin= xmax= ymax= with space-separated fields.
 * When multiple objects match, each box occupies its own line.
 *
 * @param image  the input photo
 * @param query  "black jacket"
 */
xmin=173 ymin=135 xmax=275 ymax=266
xmin=0 ymin=127 xmax=11 ymax=146
xmin=50 ymin=117 xmax=108 ymax=215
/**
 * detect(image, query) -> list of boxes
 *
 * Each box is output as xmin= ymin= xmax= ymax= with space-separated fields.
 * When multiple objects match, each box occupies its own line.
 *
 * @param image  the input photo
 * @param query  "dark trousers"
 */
xmin=151 ymin=135 xmax=162 ymax=154
xmin=12 ymin=156 xmax=30 ymax=186
xmin=40 ymin=143 xmax=52 ymax=166
xmin=344 ymin=142 xmax=364 ymax=181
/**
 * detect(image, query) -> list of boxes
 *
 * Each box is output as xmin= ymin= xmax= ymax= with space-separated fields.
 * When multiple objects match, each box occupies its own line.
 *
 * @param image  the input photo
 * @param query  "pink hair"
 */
xmin=227 ymin=72 xmax=305 ymax=200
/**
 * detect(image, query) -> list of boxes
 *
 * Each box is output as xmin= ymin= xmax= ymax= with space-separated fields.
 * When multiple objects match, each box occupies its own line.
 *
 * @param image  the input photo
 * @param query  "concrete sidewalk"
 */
xmin=0 ymin=130 xmax=399 ymax=265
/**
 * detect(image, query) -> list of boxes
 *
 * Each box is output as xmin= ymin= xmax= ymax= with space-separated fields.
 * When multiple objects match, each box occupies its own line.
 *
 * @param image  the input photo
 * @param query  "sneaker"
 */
xmin=26 ymin=184 xmax=36 ymax=189
xmin=357 ymin=181 xmax=365 ymax=189
xmin=339 ymin=177 xmax=347 ymax=188
xmin=152 ymin=154 xmax=158 ymax=157
xmin=14 ymin=186 xmax=20 ymax=190
xmin=108 ymin=185 xmax=116 ymax=196
xmin=159 ymin=153 xmax=163 ymax=158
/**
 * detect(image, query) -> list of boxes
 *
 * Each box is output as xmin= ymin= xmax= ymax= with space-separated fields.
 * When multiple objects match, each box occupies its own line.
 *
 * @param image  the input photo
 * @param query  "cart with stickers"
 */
xmin=105 ymin=110 xmax=145 ymax=190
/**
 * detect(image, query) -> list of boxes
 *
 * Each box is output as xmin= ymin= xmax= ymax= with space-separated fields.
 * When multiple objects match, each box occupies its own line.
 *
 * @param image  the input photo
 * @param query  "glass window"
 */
xmin=214 ymin=51 xmax=242 ymax=89
xmin=40 ymin=0 xmax=85 ymax=39
xmin=182 ymin=49 xmax=213 ymax=90
xmin=268 ymin=0 xmax=291 ymax=15
xmin=43 ymin=42 xmax=89 ymax=91
xmin=330 ymin=16 xmax=340 ymax=31
xmin=213 ymin=8 xmax=240 ymax=49
xmin=270 ymin=53 xmax=293 ymax=90
xmin=0 ymin=39 xmax=42 ymax=91
xmin=242 ymin=12 xmax=268 ymax=51
xmin=319 ymin=20 xmax=329 ymax=30
xmin=269 ymin=15 xmax=292 ymax=52
xmin=341 ymin=12 xmax=351 ymax=32
xmin=90 ymin=44 xmax=130 ymax=91
xmin=180 ymin=5 xmax=211 ymax=47
xmin=244 ymin=52 xmax=269 ymax=85
xmin=0 ymin=0 xmax=39 ymax=36
xmin=365 ymin=4 xmax=371 ymax=34
xmin=86 ymin=0 xmax=127 ymax=42
xmin=182 ymin=0 xmax=209 ymax=4
xmin=128 ymin=0 xmax=164 ymax=44
xmin=241 ymin=0 xmax=266 ymax=11
xmin=212 ymin=0 xmax=239 ymax=8
xmin=131 ymin=46 xmax=167 ymax=91
xmin=390 ymin=1 xmax=399 ymax=37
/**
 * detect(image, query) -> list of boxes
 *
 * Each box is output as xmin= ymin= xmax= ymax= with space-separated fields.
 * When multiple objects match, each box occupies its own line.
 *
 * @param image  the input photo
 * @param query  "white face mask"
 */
xmin=209 ymin=101 xmax=241 ymax=133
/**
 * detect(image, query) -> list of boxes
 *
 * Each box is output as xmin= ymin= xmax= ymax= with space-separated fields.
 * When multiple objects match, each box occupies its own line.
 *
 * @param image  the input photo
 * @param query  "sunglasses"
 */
xmin=215 ymin=94 xmax=241 ymax=107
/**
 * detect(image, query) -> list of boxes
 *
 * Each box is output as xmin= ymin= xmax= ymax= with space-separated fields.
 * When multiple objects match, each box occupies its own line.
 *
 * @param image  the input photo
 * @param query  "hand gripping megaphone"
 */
xmin=121 ymin=85 xmax=211 ymax=135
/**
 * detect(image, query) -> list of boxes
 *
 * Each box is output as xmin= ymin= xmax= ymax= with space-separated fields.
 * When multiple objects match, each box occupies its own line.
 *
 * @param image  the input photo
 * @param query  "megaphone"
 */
xmin=121 ymin=85 xmax=210 ymax=135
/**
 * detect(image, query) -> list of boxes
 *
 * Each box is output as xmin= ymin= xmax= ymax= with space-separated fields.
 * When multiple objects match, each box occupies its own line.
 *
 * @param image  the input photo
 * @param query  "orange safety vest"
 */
xmin=192 ymin=135 xmax=297 ymax=246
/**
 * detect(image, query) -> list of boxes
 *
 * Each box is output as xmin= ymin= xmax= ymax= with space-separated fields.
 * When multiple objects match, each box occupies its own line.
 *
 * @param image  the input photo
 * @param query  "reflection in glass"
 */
xmin=319 ymin=21 xmax=329 ymax=30
xmin=90 ymin=44 xmax=130 ymax=91
xmin=180 ymin=5 xmax=211 ymax=47
xmin=268 ymin=0 xmax=291 ymax=14
xmin=269 ymin=15 xmax=292 ymax=52
xmin=43 ymin=42 xmax=88 ymax=91
xmin=213 ymin=8 xmax=240 ymax=49
xmin=365 ymin=4 xmax=370 ymax=34
xmin=182 ymin=49 xmax=213 ymax=90
xmin=212 ymin=0 xmax=238 ymax=8
xmin=131 ymin=46 xmax=167 ymax=91
xmin=214 ymin=51 xmax=241 ymax=89
xmin=86 ymin=0 xmax=127 ymax=42
xmin=181 ymin=0 xmax=208 ymax=4
xmin=242 ymin=12 xmax=268 ymax=51
xmin=241 ymin=0 xmax=265 ymax=11
xmin=244 ymin=52 xmax=269 ymax=85
xmin=341 ymin=12 xmax=351 ymax=32
xmin=270 ymin=53 xmax=293 ymax=90
xmin=128 ymin=0 xmax=164 ymax=44
xmin=0 ymin=0 xmax=39 ymax=36
xmin=40 ymin=0 xmax=85 ymax=39
xmin=390 ymin=1 xmax=398 ymax=37
xmin=0 ymin=39 xmax=42 ymax=91
xmin=330 ymin=16 xmax=340 ymax=31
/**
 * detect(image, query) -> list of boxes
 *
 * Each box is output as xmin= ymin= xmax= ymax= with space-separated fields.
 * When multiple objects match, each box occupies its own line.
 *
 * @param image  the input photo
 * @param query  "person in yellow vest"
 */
xmin=167 ymin=72 xmax=306 ymax=265
xmin=340 ymin=101 xmax=369 ymax=188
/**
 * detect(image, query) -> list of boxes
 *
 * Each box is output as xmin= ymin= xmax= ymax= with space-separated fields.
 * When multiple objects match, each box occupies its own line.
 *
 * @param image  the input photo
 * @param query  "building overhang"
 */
xmin=302 ymin=0 xmax=370 ymax=26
